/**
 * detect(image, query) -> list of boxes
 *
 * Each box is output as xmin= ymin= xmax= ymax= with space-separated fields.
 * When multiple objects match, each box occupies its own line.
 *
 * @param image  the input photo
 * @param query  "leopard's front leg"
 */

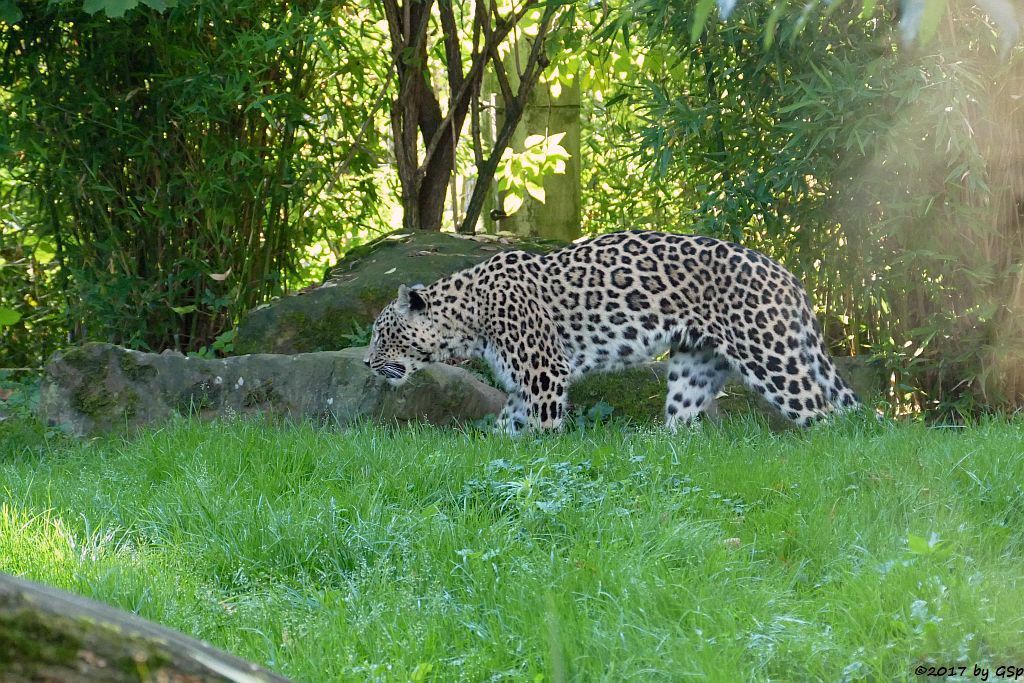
xmin=494 ymin=376 xmax=569 ymax=434
xmin=496 ymin=391 xmax=528 ymax=435
xmin=482 ymin=295 xmax=569 ymax=434
xmin=487 ymin=360 xmax=569 ymax=435
xmin=521 ymin=368 xmax=569 ymax=432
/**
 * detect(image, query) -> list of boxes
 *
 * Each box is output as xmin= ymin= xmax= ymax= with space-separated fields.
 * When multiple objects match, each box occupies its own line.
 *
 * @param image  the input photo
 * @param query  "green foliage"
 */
xmin=0 ymin=417 xmax=1022 ymax=679
xmin=0 ymin=307 xmax=20 ymax=326
xmin=774 ymin=40 xmax=1024 ymax=416
xmin=0 ymin=0 xmax=20 ymax=23
xmin=586 ymin=0 xmax=1024 ymax=416
xmin=80 ymin=0 xmax=177 ymax=18
xmin=0 ymin=371 xmax=39 ymax=421
xmin=0 ymin=0 xmax=391 ymax=365
xmin=670 ymin=0 xmax=1020 ymax=51
xmin=190 ymin=328 xmax=235 ymax=360
xmin=497 ymin=132 xmax=571 ymax=216
xmin=571 ymin=399 xmax=615 ymax=428
xmin=339 ymin=320 xmax=373 ymax=348
xmin=1 ymin=0 xmax=176 ymax=22
xmin=0 ymin=210 xmax=67 ymax=368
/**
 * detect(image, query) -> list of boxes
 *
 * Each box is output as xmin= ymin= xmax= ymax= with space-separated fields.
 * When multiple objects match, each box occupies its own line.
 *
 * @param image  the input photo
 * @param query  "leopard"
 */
xmin=363 ymin=230 xmax=860 ymax=433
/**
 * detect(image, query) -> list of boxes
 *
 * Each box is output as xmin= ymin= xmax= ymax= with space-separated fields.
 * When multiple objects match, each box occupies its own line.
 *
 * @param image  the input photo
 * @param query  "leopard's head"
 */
xmin=363 ymin=285 xmax=443 ymax=385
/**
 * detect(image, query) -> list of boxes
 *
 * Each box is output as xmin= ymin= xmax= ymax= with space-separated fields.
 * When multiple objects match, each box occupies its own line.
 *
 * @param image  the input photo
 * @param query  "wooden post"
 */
xmin=485 ymin=71 xmax=583 ymax=242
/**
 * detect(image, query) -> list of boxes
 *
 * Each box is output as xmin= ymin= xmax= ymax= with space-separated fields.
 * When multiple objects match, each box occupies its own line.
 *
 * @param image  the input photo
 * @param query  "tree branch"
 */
xmin=437 ymin=0 xmax=464 ymax=96
xmin=419 ymin=0 xmax=536 ymax=182
xmin=458 ymin=6 xmax=557 ymax=234
xmin=384 ymin=0 xmax=440 ymax=228
xmin=381 ymin=0 xmax=404 ymax=58
xmin=477 ymin=0 xmax=516 ymax=105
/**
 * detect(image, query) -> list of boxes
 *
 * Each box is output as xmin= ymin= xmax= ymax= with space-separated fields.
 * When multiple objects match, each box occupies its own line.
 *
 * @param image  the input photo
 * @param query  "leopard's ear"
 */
xmin=396 ymin=285 xmax=427 ymax=314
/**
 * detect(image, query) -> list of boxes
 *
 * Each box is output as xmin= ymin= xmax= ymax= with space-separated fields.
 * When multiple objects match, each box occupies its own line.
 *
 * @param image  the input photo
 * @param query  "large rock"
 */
xmin=235 ymin=231 xmax=561 ymax=355
xmin=38 ymin=343 xmax=506 ymax=437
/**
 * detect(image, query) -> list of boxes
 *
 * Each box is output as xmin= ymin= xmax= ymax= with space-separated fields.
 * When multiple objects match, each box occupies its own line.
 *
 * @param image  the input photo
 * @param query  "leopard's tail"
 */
xmin=802 ymin=297 xmax=861 ymax=414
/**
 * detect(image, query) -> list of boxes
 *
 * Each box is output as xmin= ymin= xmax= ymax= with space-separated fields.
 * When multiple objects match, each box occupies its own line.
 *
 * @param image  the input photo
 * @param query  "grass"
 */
xmin=0 ymin=414 xmax=1023 ymax=681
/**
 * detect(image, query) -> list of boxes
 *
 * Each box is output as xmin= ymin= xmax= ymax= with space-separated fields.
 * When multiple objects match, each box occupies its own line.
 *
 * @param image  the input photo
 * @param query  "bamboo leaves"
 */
xmin=81 ymin=0 xmax=176 ymax=18
xmin=0 ymin=308 xmax=21 ymax=328
xmin=1 ymin=1 xmax=390 ymax=357
xmin=690 ymin=0 xmax=717 ymax=43
xmin=0 ymin=0 xmax=20 ymax=22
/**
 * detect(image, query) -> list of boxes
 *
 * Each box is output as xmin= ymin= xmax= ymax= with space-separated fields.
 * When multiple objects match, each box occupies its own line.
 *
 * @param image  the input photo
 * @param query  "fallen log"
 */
xmin=0 ymin=572 xmax=290 ymax=682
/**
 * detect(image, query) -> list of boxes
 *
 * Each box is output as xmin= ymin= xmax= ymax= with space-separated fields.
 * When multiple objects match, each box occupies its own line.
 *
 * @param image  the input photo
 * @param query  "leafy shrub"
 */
xmin=0 ymin=0 xmax=390 ymax=364
xmin=592 ymin=0 xmax=1024 ymax=416
xmin=0 ymin=370 xmax=39 ymax=421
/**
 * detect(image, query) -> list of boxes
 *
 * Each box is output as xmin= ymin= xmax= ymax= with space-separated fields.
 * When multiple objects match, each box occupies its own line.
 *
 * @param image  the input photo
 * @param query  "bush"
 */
xmin=597 ymin=0 xmax=1024 ymax=416
xmin=0 ymin=0 xmax=390 ymax=364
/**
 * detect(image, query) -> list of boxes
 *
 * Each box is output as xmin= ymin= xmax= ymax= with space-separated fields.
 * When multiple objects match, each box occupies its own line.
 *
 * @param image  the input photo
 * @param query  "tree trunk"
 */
xmin=0 ymin=572 xmax=290 ymax=683
xmin=383 ymin=0 xmax=562 ymax=233
xmin=414 ymin=82 xmax=457 ymax=233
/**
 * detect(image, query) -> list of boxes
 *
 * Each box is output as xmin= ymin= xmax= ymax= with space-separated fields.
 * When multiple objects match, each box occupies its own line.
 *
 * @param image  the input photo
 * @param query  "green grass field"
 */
xmin=1 ymin=415 xmax=1022 ymax=681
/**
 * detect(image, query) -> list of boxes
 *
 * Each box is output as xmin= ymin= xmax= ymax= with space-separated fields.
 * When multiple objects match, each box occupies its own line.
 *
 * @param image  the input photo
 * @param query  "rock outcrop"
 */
xmin=38 ymin=341 xmax=882 ymax=436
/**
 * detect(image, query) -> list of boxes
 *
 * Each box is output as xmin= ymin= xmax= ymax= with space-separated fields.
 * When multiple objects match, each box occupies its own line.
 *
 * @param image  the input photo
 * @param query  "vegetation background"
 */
xmin=1 ymin=0 xmax=1023 ymax=418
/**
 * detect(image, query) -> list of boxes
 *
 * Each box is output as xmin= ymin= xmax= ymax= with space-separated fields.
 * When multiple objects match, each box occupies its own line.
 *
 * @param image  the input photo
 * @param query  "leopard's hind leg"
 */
xmin=664 ymin=347 xmax=732 ymax=431
xmin=716 ymin=310 xmax=860 ymax=427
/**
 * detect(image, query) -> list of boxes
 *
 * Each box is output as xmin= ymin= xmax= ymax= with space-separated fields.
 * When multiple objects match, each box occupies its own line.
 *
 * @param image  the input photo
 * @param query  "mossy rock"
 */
xmin=37 ymin=343 xmax=506 ymax=437
xmin=235 ymin=231 xmax=563 ymax=355
xmin=569 ymin=364 xmax=668 ymax=423
xmin=41 ymin=343 xmax=155 ymax=434
xmin=569 ymin=356 xmax=884 ymax=426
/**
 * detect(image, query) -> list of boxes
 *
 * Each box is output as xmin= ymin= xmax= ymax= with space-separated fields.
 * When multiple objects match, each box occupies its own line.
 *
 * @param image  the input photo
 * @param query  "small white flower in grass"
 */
xmin=214 ymin=376 xmax=223 ymax=385
xmin=327 ymin=397 xmax=334 ymax=405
